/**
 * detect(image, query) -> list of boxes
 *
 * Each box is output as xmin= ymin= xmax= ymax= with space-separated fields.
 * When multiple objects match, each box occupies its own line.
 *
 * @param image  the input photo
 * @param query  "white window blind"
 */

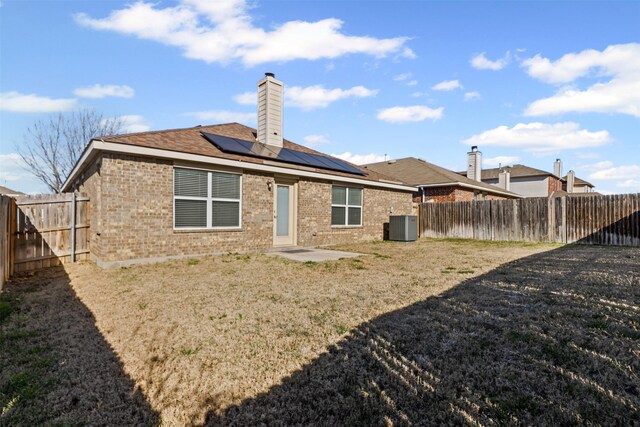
xmin=174 ymin=168 xmax=241 ymax=229
xmin=331 ymin=186 xmax=362 ymax=226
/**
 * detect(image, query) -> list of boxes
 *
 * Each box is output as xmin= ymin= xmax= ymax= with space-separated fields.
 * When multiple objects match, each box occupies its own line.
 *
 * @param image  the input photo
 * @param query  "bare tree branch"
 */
xmin=17 ymin=109 xmax=124 ymax=193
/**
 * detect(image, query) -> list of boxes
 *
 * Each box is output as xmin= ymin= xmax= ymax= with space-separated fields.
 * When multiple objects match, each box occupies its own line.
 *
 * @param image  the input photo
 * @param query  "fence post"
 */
xmin=70 ymin=192 xmax=76 ymax=263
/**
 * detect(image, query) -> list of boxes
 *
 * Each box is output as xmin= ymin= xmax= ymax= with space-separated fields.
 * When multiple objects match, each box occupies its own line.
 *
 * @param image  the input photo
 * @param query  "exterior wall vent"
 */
xmin=389 ymin=215 xmax=418 ymax=242
xmin=257 ymin=72 xmax=283 ymax=148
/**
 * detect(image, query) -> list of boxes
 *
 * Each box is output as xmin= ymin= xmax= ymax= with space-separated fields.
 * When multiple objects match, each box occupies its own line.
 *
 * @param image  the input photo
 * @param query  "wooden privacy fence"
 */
xmin=420 ymin=193 xmax=640 ymax=247
xmin=0 ymin=193 xmax=90 ymax=289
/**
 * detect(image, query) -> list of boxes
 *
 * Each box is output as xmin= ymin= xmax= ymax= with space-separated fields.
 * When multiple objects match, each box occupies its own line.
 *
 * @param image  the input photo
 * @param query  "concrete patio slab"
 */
xmin=266 ymin=247 xmax=363 ymax=262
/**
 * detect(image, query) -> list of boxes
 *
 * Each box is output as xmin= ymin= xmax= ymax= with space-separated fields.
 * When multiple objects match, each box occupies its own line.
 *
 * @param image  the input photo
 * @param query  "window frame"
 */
xmin=331 ymin=185 xmax=363 ymax=227
xmin=173 ymin=167 xmax=242 ymax=230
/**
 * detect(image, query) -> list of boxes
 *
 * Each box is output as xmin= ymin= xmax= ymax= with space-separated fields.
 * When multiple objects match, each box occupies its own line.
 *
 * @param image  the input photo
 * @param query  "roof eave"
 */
xmin=62 ymin=141 xmax=417 ymax=193
xmin=416 ymin=181 xmax=523 ymax=198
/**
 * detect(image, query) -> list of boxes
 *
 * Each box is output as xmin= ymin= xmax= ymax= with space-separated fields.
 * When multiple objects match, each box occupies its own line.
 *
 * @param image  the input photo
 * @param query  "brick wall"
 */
xmin=419 ymin=185 xmax=513 ymax=203
xmin=548 ymin=176 xmax=563 ymax=196
xmin=75 ymin=153 xmax=413 ymax=266
xmin=297 ymin=180 xmax=413 ymax=246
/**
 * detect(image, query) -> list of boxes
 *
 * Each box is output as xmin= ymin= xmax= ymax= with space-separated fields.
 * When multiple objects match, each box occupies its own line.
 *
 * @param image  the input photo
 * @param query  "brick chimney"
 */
xmin=566 ymin=170 xmax=575 ymax=193
xmin=498 ymin=169 xmax=511 ymax=191
xmin=467 ymin=146 xmax=482 ymax=182
xmin=554 ymin=158 xmax=562 ymax=178
xmin=257 ymin=72 xmax=283 ymax=148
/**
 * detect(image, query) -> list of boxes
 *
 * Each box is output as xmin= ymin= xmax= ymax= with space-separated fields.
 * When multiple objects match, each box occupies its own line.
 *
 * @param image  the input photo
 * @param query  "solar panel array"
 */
xmin=202 ymin=132 xmax=366 ymax=176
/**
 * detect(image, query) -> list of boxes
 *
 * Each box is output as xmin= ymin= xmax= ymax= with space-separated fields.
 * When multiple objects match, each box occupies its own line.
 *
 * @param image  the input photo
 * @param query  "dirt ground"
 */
xmin=1 ymin=239 xmax=638 ymax=425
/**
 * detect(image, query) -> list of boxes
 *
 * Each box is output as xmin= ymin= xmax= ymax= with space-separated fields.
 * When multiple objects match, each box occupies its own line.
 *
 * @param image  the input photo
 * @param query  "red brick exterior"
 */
xmin=73 ymin=153 xmax=413 ymax=267
xmin=413 ymin=186 xmax=511 ymax=203
xmin=548 ymin=176 xmax=563 ymax=196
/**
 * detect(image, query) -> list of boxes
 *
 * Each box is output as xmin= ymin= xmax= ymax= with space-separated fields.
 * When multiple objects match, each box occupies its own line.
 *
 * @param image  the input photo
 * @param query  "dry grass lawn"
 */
xmin=1 ymin=239 xmax=638 ymax=425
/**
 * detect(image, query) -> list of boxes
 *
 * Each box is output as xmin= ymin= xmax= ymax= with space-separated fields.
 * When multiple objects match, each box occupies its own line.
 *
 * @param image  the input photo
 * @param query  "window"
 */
xmin=331 ymin=186 xmax=362 ymax=226
xmin=174 ymin=168 xmax=241 ymax=229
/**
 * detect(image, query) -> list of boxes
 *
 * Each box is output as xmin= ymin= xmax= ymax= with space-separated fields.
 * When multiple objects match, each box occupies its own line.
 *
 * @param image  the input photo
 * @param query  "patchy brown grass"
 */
xmin=2 ymin=239 xmax=639 ymax=425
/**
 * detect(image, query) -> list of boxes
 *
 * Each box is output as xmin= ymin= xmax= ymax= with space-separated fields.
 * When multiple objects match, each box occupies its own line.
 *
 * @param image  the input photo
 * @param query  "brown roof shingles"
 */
xmin=365 ymin=157 xmax=520 ymax=197
xmin=98 ymin=123 xmax=403 ymax=185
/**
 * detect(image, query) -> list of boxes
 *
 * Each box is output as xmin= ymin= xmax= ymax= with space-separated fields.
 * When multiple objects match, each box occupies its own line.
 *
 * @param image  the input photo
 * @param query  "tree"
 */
xmin=18 ymin=109 xmax=124 ymax=193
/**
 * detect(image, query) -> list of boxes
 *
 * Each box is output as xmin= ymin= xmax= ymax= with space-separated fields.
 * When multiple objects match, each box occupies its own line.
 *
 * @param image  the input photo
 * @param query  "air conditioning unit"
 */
xmin=389 ymin=215 xmax=417 ymax=242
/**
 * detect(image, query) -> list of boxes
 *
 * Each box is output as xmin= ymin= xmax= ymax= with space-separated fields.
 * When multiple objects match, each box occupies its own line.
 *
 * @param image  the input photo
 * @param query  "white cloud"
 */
xmin=432 ymin=80 xmax=462 ymax=91
xmin=0 ymin=153 xmax=47 ymax=194
xmin=233 ymin=85 xmax=377 ymax=110
xmin=377 ymin=105 xmax=443 ymax=123
xmin=185 ymin=110 xmax=255 ymax=123
xmin=407 ymin=80 xmax=418 ymax=86
xmin=74 ymin=0 xmax=413 ymax=66
xmin=464 ymin=91 xmax=481 ymax=101
xmin=483 ymin=156 xmax=520 ymax=168
xmin=617 ymin=179 xmax=640 ymax=190
xmin=0 ymin=91 xmax=76 ymax=113
xmin=331 ymin=152 xmax=385 ymax=165
xmin=285 ymin=85 xmax=377 ymax=110
xmin=470 ymin=52 xmax=510 ymax=70
xmin=393 ymin=73 xmax=412 ymax=81
xmin=589 ymin=164 xmax=640 ymax=180
xmin=303 ymin=134 xmax=331 ymax=147
xmin=118 ymin=115 xmax=151 ymax=133
xmin=589 ymin=164 xmax=640 ymax=192
xmin=73 ymin=84 xmax=134 ymax=99
xmin=575 ymin=160 xmax=614 ymax=172
xmin=576 ymin=152 xmax=600 ymax=160
xmin=462 ymin=122 xmax=611 ymax=153
xmin=522 ymin=43 xmax=640 ymax=117
xmin=233 ymin=91 xmax=256 ymax=105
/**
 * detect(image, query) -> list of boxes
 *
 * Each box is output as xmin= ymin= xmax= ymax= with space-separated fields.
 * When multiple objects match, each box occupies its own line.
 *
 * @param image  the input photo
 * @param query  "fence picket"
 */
xmin=419 ymin=193 xmax=639 ymax=247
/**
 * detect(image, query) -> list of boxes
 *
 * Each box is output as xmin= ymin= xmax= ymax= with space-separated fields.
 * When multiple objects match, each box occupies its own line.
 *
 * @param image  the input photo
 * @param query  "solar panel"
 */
xmin=202 ymin=132 xmax=366 ymax=176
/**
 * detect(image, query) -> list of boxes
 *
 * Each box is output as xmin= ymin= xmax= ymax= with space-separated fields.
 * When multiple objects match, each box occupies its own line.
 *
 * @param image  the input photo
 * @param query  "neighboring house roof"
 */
xmin=62 ymin=123 xmax=416 ymax=192
xmin=458 ymin=164 xmax=560 ymax=180
xmin=564 ymin=175 xmax=594 ymax=188
xmin=364 ymin=157 xmax=521 ymax=198
xmin=0 ymin=185 xmax=24 ymax=195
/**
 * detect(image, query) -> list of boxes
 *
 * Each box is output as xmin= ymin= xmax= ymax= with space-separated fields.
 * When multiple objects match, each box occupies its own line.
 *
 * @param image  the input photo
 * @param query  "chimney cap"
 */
xmin=265 ymin=72 xmax=275 ymax=77
xmin=471 ymin=146 xmax=478 ymax=152
xmin=556 ymin=158 xmax=561 ymax=162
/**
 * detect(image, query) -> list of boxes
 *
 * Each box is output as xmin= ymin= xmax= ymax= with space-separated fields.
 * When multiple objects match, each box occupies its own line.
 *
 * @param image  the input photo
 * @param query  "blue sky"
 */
xmin=1 ymin=0 xmax=639 ymax=194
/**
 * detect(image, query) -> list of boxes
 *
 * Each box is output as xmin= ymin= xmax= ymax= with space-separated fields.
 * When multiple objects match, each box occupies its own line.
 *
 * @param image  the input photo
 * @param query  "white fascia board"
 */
xmin=417 ymin=181 xmax=523 ymax=198
xmin=62 ymin=140 xmax=417 ymax=193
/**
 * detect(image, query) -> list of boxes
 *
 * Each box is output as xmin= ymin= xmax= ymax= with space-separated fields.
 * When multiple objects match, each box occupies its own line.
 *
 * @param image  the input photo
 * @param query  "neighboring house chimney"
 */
xmin=554 ymin=158 xmax=562 ymax=178
xmin=498 ymin=169 xmax=511 ymax=191
xmin=566 ymin=170 xmax=575 ymax=193
xmin=257 ymin=72 xmax=283 ymax=148
xmin=467 ymin=146 xmax=482 ymax=182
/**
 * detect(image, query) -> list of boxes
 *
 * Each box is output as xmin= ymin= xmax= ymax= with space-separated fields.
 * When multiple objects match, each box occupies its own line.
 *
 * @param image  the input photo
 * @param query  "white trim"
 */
xmin=173 ymin=167 xmax=242 ymax=230
xmin=331 ymin=185 xmax=363 ymax=227
xmin=416 ymin=181 xmax=523 ymax=198
xmin=62 ymin=140 xmax=417 ymax=193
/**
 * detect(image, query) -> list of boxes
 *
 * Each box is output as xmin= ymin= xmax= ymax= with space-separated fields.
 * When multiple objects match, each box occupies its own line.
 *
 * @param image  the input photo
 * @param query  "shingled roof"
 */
xmin=64 ymin=123 xmax=414 ymax=191
xmin=462 ymin=164 xmax=558 ymax=180
xmin=364 ymin=157 xmax=521 ymax=198
xmin=564 ymin=175 xmax=594 ymax=187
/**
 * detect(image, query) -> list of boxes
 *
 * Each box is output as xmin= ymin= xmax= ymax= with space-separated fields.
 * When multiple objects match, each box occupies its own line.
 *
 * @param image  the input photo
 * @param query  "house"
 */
xmin=0 ymin=185 xmax=24 ymax=196
xmin=457 ymin=150 xmax=592 ymax=197
xmin=62 ymin=74 xmax=416 ymax=268
xmin=364 ymin=156 xmax=521 ymax=202
xmin=563 ymin=173 xmax=595 ymax=193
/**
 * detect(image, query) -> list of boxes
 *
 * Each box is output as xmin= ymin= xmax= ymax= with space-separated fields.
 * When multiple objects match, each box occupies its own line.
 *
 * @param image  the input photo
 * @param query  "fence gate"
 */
xmin=0 ymin=193 xmax=90 ymax=289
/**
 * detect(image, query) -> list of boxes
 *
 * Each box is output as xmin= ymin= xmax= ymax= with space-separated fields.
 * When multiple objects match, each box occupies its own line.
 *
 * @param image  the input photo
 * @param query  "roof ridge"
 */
xmin=99 ymin=122 xmax=246 ymax=141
